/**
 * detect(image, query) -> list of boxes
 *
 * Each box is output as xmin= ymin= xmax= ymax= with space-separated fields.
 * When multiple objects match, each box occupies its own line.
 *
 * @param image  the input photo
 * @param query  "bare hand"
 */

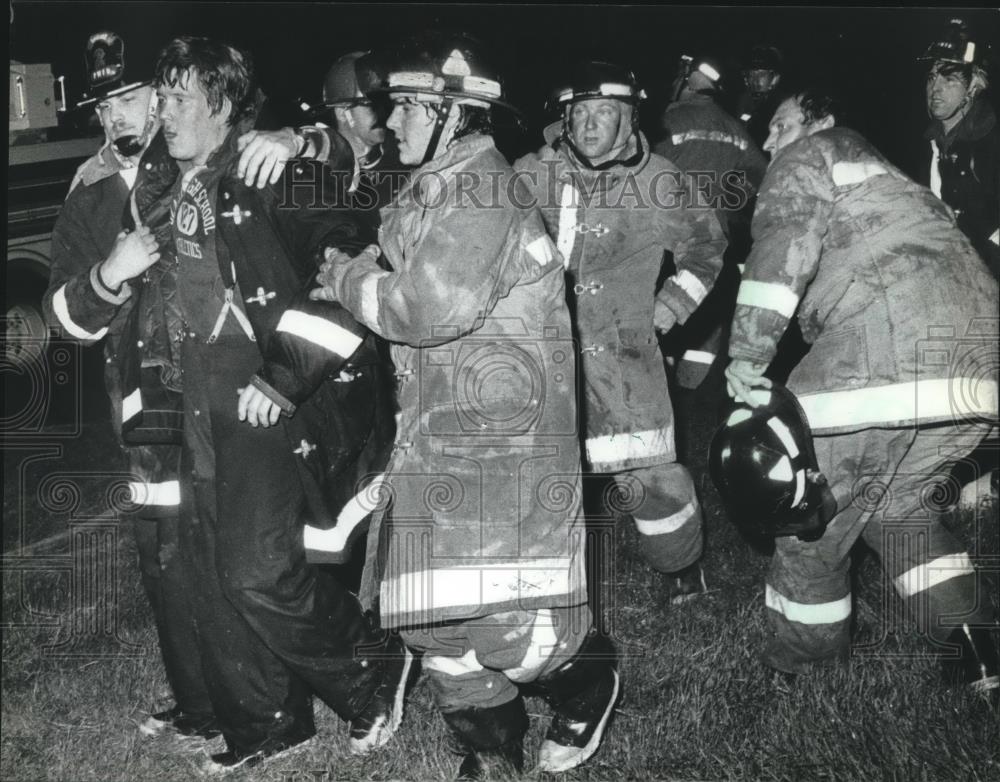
xmin=653 ymin=300 xmax=678 ymax=333
xmin=725 ymin=359 xmax=773 ymax=407
xmin=308 ymin=244 xmax=381 ymax=302
xmin=100 ymin=227 xmax=160 ymax=289
xmin=236 ymin=128 xmax=300 ymax=189
xmin=237 ymin=385 xmax=281 ymax=427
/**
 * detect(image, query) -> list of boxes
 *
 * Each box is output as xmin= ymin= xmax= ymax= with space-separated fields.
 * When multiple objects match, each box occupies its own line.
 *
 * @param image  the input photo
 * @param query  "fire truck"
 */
xmin=7 ymin=60 xmax=104 ymax=426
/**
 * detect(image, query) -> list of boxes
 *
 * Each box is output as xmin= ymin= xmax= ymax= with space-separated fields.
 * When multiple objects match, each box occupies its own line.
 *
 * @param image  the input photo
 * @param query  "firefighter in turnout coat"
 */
xmin=725 ymin=87 xmax=1000 ymax=697
xmin=513 ymin=61 xmax=728 ymax=593
xmin=313 ymin=34 xmax=619 ymax=777
xmin=655 ymin=54 xmax=767 ymax=391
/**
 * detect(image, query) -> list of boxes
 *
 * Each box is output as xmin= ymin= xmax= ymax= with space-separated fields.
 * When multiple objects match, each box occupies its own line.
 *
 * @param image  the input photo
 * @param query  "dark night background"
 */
xmin=9 ymin=3 xmax=1000 ymax=174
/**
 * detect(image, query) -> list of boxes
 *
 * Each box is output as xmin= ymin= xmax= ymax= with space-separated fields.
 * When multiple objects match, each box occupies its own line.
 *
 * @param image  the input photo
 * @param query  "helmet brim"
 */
xmin=76 ymin=79 xmax=152 ymax=109
xmin=372 ymin=84 xmax=522 ymax=117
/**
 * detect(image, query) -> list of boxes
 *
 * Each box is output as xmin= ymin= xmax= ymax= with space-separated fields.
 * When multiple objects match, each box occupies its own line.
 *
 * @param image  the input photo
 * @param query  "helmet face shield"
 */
xmin=709 ymin=385 xmax=836 ymax=541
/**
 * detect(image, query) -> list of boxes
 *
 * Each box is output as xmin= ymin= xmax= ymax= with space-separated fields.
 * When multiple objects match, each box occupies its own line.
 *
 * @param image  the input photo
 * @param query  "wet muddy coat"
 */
xmin=329 ymin=135 xmax=588 ymax=629
xmin=514 ymin=131 xmax=727 ymax=472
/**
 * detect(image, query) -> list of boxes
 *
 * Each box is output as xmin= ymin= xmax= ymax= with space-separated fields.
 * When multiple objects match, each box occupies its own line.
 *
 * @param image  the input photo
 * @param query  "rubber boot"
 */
xmin=534 ymin=628 xmax=620 ymax=773
xmin=441 ymin=697 xmax=528 ymax=780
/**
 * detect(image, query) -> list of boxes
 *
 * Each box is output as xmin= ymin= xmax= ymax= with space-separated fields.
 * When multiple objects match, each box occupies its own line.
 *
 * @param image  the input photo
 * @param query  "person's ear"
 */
xmin=815 ymin=114 xmax=836 ymax=132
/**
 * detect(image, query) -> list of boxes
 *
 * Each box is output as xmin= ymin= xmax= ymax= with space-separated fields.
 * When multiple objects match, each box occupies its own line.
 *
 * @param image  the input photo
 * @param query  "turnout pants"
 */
xmin=129 ymin=443 xmax=212 ymax=719
xmin=179 ymin=339 xmax=383 ymax=751
xmin=402 ymin=606 xmax=592 ymax=713
xmin=764 ymin=424 xmax=995 ymax=675
xmin=608 ymin=463 xmax=704 ymax=573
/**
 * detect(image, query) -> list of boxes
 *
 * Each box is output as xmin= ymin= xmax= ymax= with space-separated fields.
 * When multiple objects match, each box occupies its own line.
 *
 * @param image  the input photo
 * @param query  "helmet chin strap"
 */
xmin=420 ymin=96 xmax=455 ymax=166
xmin=561 ymin=106 xmax=643 ymax=171
xmin=112 ymin=91 xmax=159 ymax=160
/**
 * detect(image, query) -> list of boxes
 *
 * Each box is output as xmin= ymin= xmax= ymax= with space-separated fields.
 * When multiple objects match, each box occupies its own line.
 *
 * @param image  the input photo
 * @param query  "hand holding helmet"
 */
xmin=709 ymin=383 xmax=836 ymax=541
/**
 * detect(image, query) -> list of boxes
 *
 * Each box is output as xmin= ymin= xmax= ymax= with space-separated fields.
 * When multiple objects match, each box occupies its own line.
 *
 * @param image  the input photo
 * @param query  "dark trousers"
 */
xmin=179 ymin=338 xmax=383 ymax=751
xmin=133 ymin=511 xmax=213 ymax=717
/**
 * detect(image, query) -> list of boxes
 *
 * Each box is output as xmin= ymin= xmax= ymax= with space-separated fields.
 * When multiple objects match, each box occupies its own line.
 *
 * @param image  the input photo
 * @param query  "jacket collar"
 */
xmin=924 ymin=96 xmax=997 ymax=147
xmin=411 ymin=133 xmax=496 ymax=177
xmin=395 ymin=134 xmax=495 ymax=205
xmin=77 ymin=141 xmax=133 ymax=188
xmin=548 ymin=130 xmax=651 ymax=191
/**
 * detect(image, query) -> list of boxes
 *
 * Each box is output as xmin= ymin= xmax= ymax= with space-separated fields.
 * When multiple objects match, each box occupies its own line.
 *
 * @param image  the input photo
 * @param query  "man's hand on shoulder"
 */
xmin=236 ymin=128 xmax=303 ymax=189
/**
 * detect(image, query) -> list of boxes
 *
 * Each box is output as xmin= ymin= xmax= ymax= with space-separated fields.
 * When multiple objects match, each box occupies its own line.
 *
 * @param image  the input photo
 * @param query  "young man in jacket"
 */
xmin=313 ymin=33 xmax=619 ymax=778
xmin=43 ymin=30 xmax=367 ymax=750
xmin=725 ymin=86 xmax=999 ymax=706
xmin=513 ymin=61 xmax=729 ymax=603
xmin=106 ymin=36 xmax=411 ymax=771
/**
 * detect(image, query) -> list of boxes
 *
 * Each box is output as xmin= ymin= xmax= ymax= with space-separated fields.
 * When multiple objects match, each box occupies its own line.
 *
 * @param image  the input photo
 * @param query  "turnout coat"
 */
xmin=514 ymin=130 xmax=727 ymax=473
xmin=329 ymin=135 xmax=588 ymax=629
xmin=44 ymin=143 xmax=183 ymax=513
xmin=730 ymin=128 xmax=999 ymax=436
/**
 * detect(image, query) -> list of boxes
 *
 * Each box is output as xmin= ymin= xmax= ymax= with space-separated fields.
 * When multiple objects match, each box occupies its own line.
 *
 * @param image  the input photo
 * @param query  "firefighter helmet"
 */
xmin=549 ymin=60 xmax=647 ymax=109
xmin=77 ymin=30 xmax=152 ymax=108
xmin=321 ymin=51 xmax=376 ymax=108
xmin=709 ymin=384 xmax=835 ymax=540
xmin=746 ymin=45 xmax=784 ymax=74
xmin=378 ymin=31 xmax=517 ymax=113
xmin=918 ymin=18 xmax=991 ymax=70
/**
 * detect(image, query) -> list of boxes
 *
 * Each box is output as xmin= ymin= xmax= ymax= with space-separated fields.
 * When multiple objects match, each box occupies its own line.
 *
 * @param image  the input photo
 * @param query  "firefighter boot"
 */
xmin=535 ymin=628 xmax=620 ymax=773
xmin=942 ymin=624 xmax=999 ymax=709
xmin=441 ymin=697 xmax=528 ymax=781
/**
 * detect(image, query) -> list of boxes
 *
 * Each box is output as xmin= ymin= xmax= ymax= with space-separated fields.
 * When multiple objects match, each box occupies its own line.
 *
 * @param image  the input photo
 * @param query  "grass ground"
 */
xmin=3 ymin=415 xmax=999 ymax=781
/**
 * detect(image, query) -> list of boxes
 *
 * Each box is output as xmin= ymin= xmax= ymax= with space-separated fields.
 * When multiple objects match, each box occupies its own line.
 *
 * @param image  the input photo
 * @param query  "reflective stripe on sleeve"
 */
xmin=894 ymin=553 xmax=975 ymax=598
xmin=276 ymin=310 xmax=362 ymax=357
xmin=52 ymin=284 xmax=109 ymax=341
xmin=798 ymin=378 xmax=998 ymax=431
xmin=585 ymin=426 xmax=675 ymax=468
xmin=360 ymin=271 xmax=389 ymax=328
xmin=672 ymin=269 xmax=708 ymax=304
xmin=634 ymin=499 xmax=698 ymax=536
xmin=128 ymin=480 xmax=180 ymax=507
xmin=765 ymin=584 xmax=851 ymax=625
xmin=736 ymin=280 xmax=799 ymax=318
xmin=681 ymin=350 xmax=715 ymax=365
